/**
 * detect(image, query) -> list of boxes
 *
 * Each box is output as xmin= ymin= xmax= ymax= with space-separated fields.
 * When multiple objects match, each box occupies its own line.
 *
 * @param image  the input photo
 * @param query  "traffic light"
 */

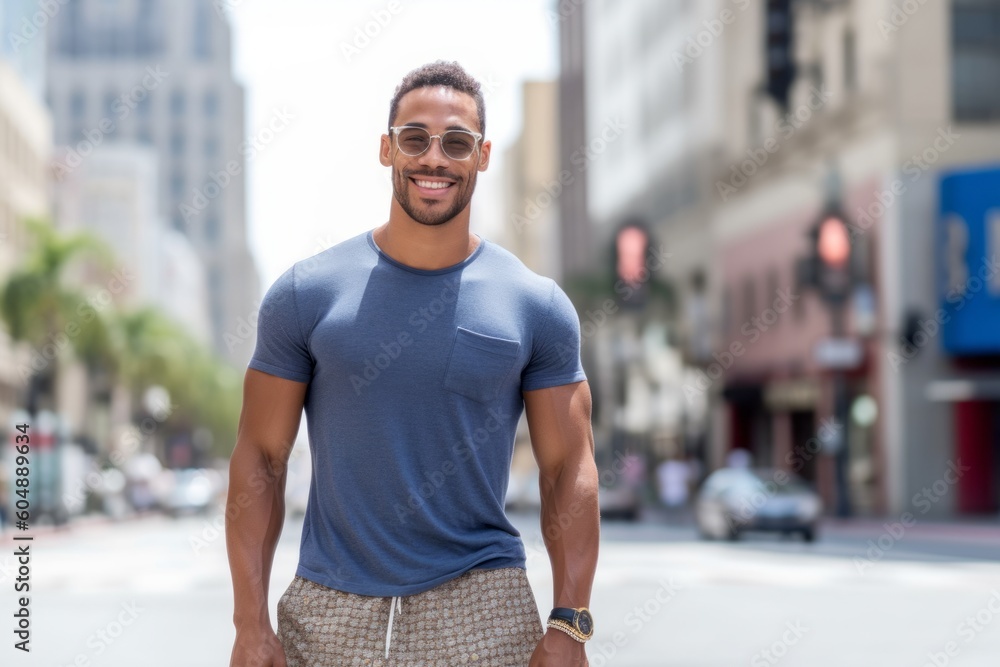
xmin=801 ymin=210 xmax=853 ymax=305
xmin=765 ymin=0 xmax=796 ymax=109
xmin=613 ymin=219 xmax=651 ymax=309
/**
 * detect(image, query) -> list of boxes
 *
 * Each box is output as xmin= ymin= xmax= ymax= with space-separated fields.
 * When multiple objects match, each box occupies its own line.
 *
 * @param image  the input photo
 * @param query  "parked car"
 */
xmin=162 ymin=468 xmax=219 ymax=517
xmin=598 ymin=482 xmax=641 ymax=521
xmin=695 ymin=467 xmax=821 ymax=542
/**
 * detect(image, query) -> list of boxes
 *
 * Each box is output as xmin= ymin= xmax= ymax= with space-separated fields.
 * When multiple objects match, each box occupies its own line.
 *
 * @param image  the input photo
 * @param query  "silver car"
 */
xmin=695 ymin=467 xmax=822 ymax=542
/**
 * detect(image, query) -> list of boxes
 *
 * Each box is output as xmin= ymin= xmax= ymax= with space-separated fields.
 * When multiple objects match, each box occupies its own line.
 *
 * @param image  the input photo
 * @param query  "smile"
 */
xmin=411 ymin=178 xmax=454 ymax=190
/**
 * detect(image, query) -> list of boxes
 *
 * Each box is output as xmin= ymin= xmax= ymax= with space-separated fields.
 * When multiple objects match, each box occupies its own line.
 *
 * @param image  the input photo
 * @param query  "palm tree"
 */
xmin=108 ymin=305 xmax=242 ymax=462
xmin=0 ymin=217 xmax=116 ymax=413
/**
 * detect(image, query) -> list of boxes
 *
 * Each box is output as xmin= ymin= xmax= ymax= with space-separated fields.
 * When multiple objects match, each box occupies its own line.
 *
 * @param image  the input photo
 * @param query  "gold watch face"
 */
xmin=576 ymin=609 xmax=594 ymax=636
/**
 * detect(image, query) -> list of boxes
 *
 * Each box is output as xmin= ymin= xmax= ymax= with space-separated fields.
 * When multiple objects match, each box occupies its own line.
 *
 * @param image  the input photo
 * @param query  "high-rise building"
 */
xmin=0 ymin=55 xmax=52 ymax=426
xmin=45 ymin=0 xmax=261 ymax=369
xmin=502 ymin=80 xmax=562 ymax=279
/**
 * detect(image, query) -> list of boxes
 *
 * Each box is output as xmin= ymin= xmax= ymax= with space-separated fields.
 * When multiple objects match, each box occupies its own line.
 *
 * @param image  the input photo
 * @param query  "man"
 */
xmin=226 ymin=61 xmax=599 ymax=666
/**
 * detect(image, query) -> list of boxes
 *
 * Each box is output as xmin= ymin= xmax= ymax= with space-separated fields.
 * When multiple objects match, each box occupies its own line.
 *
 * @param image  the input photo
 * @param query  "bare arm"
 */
xmin=226 ymin=368 xmax=307 ymax=667
xmin=524 ymin=380 xmax=600 ymax=666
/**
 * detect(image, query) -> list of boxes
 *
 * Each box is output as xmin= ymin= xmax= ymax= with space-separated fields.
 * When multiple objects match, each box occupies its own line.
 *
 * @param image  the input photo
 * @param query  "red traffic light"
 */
xmin=818 ymin=216 xmax=850 ymax=268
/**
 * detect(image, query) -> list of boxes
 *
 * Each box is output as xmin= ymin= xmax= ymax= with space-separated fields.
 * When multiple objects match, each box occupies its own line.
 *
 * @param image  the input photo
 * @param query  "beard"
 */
xmin=391 ymin=165 xmax=477 ymax=226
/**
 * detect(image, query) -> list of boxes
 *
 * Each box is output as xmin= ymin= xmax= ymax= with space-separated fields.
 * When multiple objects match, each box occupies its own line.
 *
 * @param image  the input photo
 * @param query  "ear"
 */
xmin=379 ymin=134 xmax=392 ymax=167
xmin=477 ymin=139 xmax=492 ymax=173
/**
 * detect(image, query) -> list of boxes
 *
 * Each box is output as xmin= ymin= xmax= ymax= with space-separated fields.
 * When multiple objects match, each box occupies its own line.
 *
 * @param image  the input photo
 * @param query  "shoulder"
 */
xmin=287 ymin=229 xmax=372 ymax=296
xmin=479 ymin=237 xmax=559 ymax=307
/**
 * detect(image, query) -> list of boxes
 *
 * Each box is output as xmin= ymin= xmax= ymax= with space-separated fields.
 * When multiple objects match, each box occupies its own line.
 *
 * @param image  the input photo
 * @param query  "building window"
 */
xmin=203 ymin=91 xmax=218 ymax=117
xmin=170 ymin=130 xmax=185 ymax=157
xmin=203 ymin=136 xmax=218 ymax=159
xmin=953 ymin=0 xmax=1000 ymax=121
xmin=136 ymin=91 xmax=152 ymax=118
xmin=170 ymin=171 xmax=185 ymax=200
xmin=170 ymin=90 xmax=185 ymax=117
xmin=194 ymin=4 xmax=213 ymax=60
xmin=70 ymin=90 xmax=86 ymax=120
xmin=205 ymin=214 xmax=220 ymax=243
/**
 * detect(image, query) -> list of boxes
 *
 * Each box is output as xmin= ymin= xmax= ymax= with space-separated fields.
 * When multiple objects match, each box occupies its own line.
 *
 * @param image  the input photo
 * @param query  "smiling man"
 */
xmin=226 ymin=61 xmax=599 ymax=667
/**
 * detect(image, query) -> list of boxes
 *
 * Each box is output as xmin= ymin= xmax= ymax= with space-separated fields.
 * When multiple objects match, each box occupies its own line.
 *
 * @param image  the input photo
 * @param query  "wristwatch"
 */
xmin=546 ymin=607 xmax=594 ymax=642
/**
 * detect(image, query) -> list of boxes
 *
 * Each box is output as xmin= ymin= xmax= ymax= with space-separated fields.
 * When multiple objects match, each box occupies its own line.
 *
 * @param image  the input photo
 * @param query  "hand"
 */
xmin=230 ymin=626 xmax=288 ymax=667
xmin=528 ymin=627 xmax=589 ymax=666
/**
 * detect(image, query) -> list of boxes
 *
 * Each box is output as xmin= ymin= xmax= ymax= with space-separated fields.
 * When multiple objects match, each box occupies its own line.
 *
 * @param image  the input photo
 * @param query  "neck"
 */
xmin=375 ymin=202 xmax=480 ymax=271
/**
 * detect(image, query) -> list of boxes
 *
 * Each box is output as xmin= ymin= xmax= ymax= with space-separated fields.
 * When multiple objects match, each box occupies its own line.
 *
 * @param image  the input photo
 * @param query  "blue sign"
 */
xmin=939 ymin=164 xmax=1000 ymax=355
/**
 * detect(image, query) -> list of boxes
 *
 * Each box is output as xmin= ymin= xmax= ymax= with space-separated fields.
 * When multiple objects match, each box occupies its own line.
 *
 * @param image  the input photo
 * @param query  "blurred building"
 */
xmin=557 ymin=0 xmax=593 ymax=281
xmin=502 ymin=80 xmax=562 ymax=279
xmin=578 ymin=1 xmax=720 ymax=469
xmin=573 ymin=0 xmax=1000 ymax=517
xmin=706 ymin=0 xmax=1000 ymax=517
xmin=53 ymin=144 xmax=212 ymax=344
xmin=0 ymin=55 xmax=52 ymax=428
xmin=44 ymin=0 xmax=261 ymax=369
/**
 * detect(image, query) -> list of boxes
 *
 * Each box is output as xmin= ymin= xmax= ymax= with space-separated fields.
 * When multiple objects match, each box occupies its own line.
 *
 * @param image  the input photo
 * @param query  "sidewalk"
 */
xmin=644 ymin=503 xmax=1000 ymax=544
xmin=820 ymin=514 xmax=1000 ymax=546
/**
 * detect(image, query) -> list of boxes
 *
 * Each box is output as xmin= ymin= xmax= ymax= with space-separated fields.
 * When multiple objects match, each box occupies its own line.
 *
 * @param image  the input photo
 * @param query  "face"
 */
xmin=380 ymin=86 xmax=491 ymax=226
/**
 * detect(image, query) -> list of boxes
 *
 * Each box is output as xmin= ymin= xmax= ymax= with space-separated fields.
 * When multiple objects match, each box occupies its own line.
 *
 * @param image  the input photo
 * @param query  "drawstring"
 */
xmin=385 ymin=595 xmax=403 ymax=659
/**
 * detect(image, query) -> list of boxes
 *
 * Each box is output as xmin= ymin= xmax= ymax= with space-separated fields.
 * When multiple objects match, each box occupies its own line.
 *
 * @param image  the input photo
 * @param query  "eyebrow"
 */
xmin=400 ymin=121 xmax=477 ymax=133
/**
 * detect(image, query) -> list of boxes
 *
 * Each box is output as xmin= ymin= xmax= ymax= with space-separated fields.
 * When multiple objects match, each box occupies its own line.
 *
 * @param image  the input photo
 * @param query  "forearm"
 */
xmin=225 ymin=441 xmax=287 ymax=632
xmin=539 ymin=456 xmax=600 ymax=608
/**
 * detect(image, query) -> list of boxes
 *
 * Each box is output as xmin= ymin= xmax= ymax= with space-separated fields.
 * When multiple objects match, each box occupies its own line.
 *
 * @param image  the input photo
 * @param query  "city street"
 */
xmin=3 ymin=509 xmax=999 ymax=666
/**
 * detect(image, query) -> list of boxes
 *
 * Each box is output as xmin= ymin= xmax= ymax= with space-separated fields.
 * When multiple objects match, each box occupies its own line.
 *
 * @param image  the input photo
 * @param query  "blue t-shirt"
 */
xmin=248 ymin=228 xmax=587 ymax=597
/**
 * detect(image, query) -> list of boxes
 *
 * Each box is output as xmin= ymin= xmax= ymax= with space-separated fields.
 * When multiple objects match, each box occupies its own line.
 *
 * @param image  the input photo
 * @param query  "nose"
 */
xmin=417 ymin=136 xmax=451 ymax=168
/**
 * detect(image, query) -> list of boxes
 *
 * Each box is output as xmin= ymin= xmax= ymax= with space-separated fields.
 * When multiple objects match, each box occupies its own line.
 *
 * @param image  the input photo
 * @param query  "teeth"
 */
xmin=414 ymin=179 xmax=451 ymax=190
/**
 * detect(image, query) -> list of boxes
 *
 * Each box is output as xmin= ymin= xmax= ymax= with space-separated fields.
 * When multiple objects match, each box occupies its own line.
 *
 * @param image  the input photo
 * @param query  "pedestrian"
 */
xmin=226 ymin=61 xmax=600 ymax=666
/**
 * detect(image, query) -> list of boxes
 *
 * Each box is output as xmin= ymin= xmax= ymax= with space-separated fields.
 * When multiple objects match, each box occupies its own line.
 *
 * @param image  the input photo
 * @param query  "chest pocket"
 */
xmin=443 ymin=327 xmax=521 ymax=404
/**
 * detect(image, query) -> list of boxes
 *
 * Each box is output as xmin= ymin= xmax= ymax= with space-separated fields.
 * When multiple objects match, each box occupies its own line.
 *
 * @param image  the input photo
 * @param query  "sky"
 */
xmin=227 ymin=0 xmax=560 ymax=290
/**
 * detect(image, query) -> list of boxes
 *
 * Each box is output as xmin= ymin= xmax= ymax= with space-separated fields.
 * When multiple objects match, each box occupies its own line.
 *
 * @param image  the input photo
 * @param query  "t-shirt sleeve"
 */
xmin=247 ymin=263 xmax=314 ymax=383
xmin=520 ymin=280 xmax=588 ymax=392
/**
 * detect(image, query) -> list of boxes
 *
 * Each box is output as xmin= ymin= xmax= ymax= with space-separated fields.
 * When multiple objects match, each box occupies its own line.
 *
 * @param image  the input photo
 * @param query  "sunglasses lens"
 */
xmin=396 ymin=127 xmax=431 ymax=155
xmin=441 ymin=132 xmax=476 ymax=159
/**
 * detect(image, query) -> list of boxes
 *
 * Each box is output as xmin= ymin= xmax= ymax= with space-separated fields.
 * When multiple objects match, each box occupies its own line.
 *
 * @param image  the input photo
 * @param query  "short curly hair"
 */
xmin=388 ymin=61 xmax=486 ymax=135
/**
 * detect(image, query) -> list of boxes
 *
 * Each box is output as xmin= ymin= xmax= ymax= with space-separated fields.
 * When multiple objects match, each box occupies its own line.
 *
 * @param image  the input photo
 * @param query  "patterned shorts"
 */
xmin=276 ymin=567 xmax=544 ymax=666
